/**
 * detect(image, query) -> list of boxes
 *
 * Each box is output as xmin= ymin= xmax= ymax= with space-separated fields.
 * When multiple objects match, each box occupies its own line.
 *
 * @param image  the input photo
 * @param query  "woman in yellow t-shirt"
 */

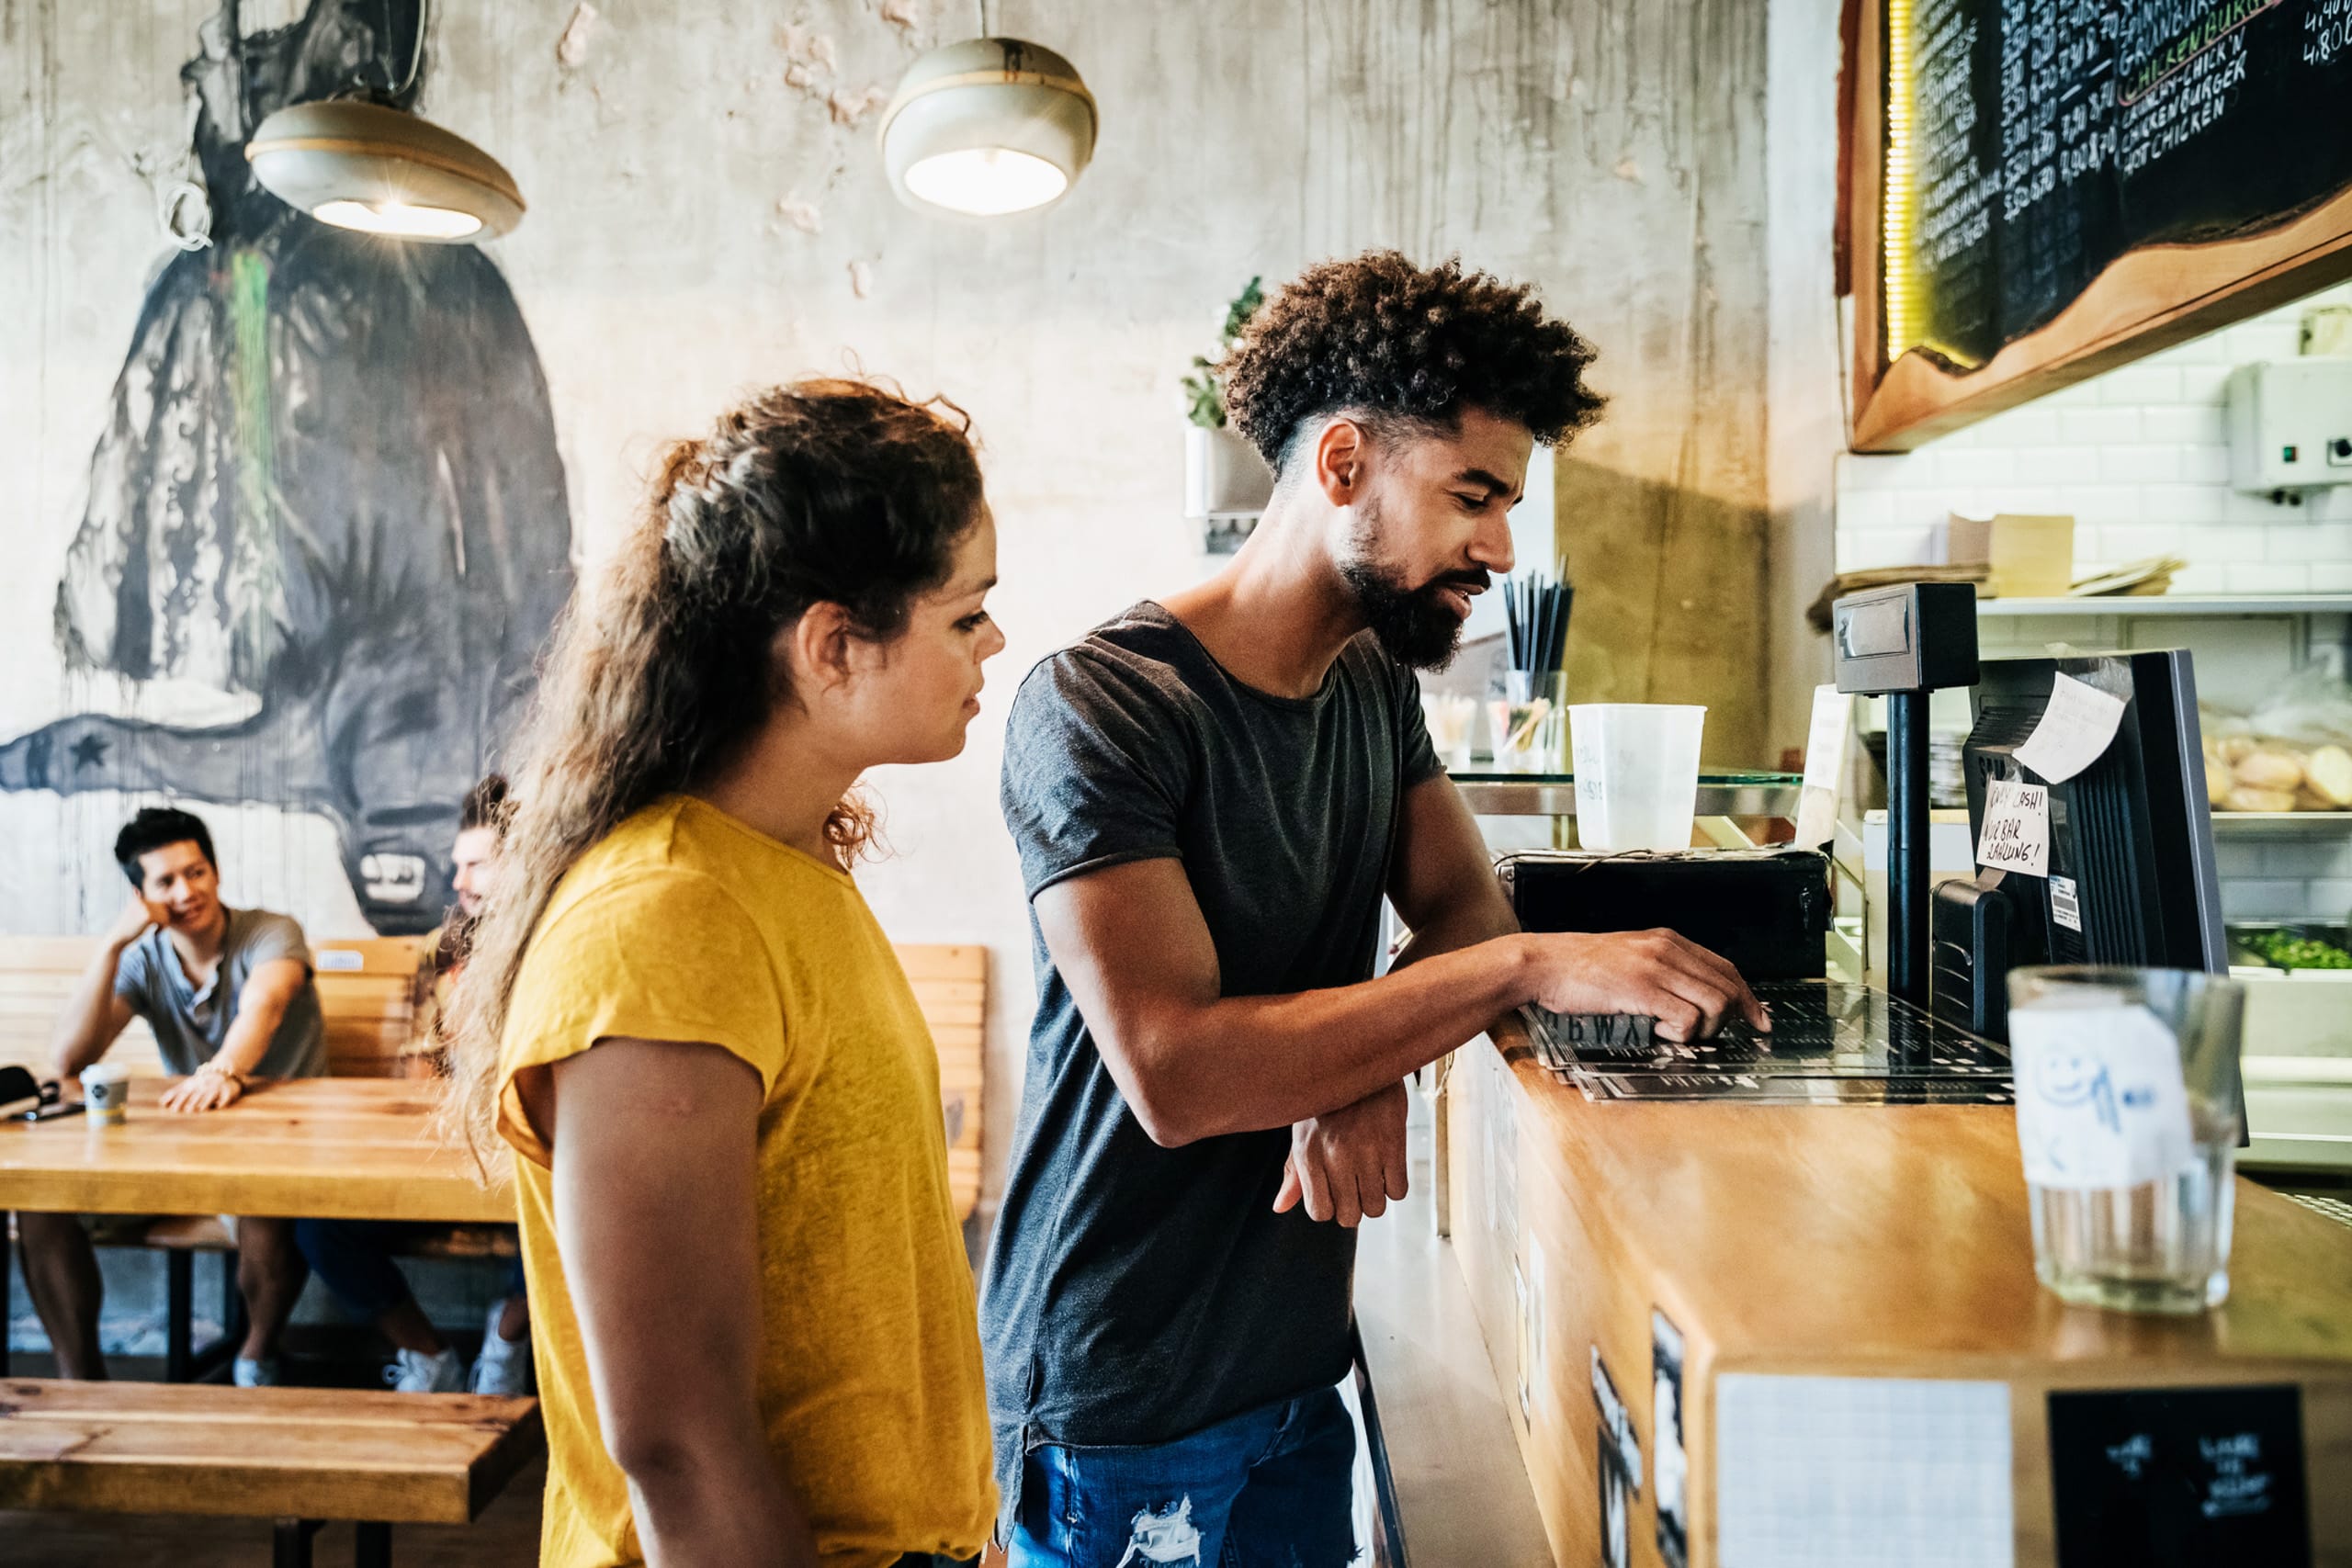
xmin=445 ymin=380 xmax=1004 ymax=1568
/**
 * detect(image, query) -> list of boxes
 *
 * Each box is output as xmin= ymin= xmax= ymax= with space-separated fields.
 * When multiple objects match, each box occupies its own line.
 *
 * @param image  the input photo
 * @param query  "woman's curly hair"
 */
xmin=1222 ymin=251 xmax=1604 ymax=470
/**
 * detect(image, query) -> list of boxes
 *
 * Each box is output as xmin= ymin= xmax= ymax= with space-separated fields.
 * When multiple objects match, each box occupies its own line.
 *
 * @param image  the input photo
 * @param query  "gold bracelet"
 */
xmin=198 ymin=1061 xmax=248 ymax=1088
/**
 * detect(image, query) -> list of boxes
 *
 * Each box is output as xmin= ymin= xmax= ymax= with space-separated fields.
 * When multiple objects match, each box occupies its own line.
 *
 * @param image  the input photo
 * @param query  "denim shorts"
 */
xmin=1007 ymin=1387 xmax=1357 ymax=1568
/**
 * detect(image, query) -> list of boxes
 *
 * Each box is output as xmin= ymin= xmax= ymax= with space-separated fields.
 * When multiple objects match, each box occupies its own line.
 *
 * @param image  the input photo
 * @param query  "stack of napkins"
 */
xmin=2070 ymin=555 xmax=2189 ymax=598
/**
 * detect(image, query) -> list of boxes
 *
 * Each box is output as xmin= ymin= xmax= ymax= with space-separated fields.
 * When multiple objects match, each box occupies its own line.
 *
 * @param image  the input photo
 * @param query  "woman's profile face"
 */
xmin=837 ymin=508 xmax=1005 ymax=767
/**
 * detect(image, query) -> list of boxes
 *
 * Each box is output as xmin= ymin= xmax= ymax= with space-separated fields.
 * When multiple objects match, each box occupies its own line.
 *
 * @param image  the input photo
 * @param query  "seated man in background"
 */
xmin=296 ymin=774 xmax=532 ymax=1394
xmin=19 ymin=807 xmax=324 ymax=1385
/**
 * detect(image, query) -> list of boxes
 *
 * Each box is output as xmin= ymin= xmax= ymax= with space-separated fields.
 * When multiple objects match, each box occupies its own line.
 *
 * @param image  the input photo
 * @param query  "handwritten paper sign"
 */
xmin=2015 ymin=672 xmax=2129 ymax=784
xmin=2009 ymin=1002 xmax=2193 ymax=1189
xmin=1976 ymin=778 xmax=2051 ymax=877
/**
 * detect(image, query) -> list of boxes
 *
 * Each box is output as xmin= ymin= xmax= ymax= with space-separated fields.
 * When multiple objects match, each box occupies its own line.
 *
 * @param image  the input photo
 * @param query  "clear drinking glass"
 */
xmin=1487 ymin=671 xmax=1566 ymax=773
xmin=2006 ymin=966 xmax=2245 ymax=1314
xmin=1419 ymin=692 xmax=1477 ymax=772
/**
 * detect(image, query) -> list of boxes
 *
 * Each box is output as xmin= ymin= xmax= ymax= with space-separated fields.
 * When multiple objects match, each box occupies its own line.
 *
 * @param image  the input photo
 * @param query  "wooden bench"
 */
xmin=0 ymin=935 xmax=428 ymax=1082
xmin=0 ymin=1376 xmax=539 ymax=1566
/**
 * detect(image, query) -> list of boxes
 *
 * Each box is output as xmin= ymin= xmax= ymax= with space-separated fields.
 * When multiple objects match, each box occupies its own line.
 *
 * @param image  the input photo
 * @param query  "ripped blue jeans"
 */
xmin=1008 ymin=1387 xmax=1358 ymax=1568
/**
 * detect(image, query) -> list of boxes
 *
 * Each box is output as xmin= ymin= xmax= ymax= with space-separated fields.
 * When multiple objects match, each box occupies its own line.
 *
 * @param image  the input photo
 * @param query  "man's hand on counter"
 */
xmin=1521 ymin=930 xmax=1770 ymax=1043
xmin=1274 ymin=1078 xmax=1410 ymax=1227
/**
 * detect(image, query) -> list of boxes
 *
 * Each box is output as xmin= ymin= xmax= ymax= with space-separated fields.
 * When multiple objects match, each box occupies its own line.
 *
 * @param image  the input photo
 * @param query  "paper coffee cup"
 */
xmin=80 ymin=1062 xmax=130 ymax=1123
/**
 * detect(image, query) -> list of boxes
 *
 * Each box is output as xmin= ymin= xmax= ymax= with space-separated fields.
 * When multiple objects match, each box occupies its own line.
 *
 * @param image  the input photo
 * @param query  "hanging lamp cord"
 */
xmin=393 ymin=0 xmax=429 ymax=99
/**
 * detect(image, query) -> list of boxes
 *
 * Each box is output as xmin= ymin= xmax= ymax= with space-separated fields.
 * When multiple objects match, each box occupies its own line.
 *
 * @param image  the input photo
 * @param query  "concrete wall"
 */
xmin=2 ymin=0 xmax=1777 ymax=1215
xmin=1764 ymin=0 xmax=1846 ymax=760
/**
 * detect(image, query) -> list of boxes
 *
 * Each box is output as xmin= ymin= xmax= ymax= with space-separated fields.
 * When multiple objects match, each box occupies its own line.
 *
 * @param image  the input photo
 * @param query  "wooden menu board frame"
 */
xmin=1847 ymin=0 xmax=2352 ymax=454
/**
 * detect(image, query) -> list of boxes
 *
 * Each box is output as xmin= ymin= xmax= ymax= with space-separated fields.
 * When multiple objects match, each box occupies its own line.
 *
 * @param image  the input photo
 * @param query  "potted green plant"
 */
xmin=1182 ymin=276 xmax=1275 ymax=528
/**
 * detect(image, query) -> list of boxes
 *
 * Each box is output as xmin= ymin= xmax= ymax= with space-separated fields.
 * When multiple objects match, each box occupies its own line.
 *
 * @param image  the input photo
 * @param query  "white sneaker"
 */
xmin=469 ymin=1304 xmax=533 ymax=1396
xmin=232 ymin=1356 xmax=279 ymax=1388
xmin=388 ymin=1346 xmax=466 ymax=1394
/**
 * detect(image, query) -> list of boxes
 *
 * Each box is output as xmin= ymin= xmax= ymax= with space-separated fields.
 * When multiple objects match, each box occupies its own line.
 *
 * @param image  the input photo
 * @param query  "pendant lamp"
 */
xmin=880 ymin=37 xmax=1096 ymax=219
xmin=246 ymin=97 xmax=523 ymax=242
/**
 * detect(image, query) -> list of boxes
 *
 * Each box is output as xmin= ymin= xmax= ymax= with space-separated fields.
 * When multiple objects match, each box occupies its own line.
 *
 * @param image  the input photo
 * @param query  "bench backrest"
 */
xmin=0 ymin=934 xmax=424 ymax=1080
xmin=0 ymin=934 xmax=988 ymax=1219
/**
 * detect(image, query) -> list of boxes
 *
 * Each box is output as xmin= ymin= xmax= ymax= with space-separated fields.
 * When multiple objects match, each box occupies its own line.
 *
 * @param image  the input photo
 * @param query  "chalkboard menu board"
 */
xmin=1851 ymin=0 xmax=2352 ymax=447
xmin=1894 ymin=0 xmax=2352 ymax=368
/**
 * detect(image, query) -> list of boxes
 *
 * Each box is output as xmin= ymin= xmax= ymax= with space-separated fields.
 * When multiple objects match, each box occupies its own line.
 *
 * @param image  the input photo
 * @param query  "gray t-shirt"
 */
xmin=982 ymin=602 xmax=1442 ymax=1490
xmin=112 ymin=908 xmax=327 ymax=1078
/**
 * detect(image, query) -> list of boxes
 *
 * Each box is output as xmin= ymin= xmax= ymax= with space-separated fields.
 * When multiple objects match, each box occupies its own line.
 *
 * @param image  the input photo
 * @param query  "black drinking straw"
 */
xmin=1505 ymin=573 xmax=1573 ymax=674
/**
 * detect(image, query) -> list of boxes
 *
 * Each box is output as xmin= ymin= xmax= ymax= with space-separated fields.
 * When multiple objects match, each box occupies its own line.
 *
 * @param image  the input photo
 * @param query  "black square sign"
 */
xmin=2048 ymin=1385 xmax=2311 ymax=1568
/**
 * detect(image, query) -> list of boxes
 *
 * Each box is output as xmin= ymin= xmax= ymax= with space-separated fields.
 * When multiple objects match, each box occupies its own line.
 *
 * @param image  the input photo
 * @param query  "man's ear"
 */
xmin=1310 ymin=417 xmax=1367 ymax=508
xmin=777 ymin=603 xmax=860 ymax=696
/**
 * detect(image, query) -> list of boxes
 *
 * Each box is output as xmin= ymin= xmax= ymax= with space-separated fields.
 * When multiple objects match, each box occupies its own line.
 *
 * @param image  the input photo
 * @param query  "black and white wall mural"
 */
xmin=0 ymin=0 xmax=573 ymax=935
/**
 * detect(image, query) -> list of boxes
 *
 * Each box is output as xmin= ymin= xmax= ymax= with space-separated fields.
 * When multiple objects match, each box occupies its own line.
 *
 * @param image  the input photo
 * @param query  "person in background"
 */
xmin=984 ymin=252 xmax=1766 ymax=1566
xmin=17 ymin=807 xmax=323 ymax=1386
xmin=445 ymin=378 xmax=1001 ymax=1568
xmin=295 ymin=773 xmax=531 ymax=1394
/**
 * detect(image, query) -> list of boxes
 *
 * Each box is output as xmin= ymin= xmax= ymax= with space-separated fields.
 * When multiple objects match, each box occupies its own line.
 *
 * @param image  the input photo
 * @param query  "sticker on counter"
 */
xmin=1976 ymin=778 xmax=2052 ymax=878
xmin=1592 ymin=1346 xmax=1642 ymax=1568
xmin=1717 ymin=1375 xmax=2012 ymax=1566
xmin=2049 ymin=1385 xmax=2310 ymax=1567
xmin=1794 ymin=683 xmax=1850 ymax=850
xmin=2014 ymin=672 xmax=2129 ymax=784
xmin=1652 ymin=1311 xmax=1690 ymax=1568
xmin=2009 ymin=1003 xmax=2193 ymax=1189
xmin=2050 ymin=874 xmax=2082 ymax=932
xmin=1514 ymin=1236 xmax=1548 ymax=1425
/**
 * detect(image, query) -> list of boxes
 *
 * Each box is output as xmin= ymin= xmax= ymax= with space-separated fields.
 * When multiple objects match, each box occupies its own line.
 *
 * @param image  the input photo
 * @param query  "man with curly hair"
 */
xmin=986 ymin=252 xmax=1766 ymax=1565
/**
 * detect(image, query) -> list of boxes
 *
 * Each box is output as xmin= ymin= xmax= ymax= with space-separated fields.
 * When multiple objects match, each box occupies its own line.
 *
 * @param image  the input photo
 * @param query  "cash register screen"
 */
xmin=1526 ymin=979 xmax=2014 ymax=1104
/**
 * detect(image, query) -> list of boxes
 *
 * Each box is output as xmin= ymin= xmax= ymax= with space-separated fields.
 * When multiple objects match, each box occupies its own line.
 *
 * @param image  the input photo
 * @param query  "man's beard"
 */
xmin=1340 ymin=558 xmax=1468 ymax=670
xmin=1339 ymin=513 xmax=1485 ymax=670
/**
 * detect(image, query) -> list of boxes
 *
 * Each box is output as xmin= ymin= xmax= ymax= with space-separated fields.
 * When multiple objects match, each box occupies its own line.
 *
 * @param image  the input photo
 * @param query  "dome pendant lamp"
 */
xmin=880 ymin=31 xmax=1096 ymax=220
xmin=244 ymin=4 xmax=523 ymax=243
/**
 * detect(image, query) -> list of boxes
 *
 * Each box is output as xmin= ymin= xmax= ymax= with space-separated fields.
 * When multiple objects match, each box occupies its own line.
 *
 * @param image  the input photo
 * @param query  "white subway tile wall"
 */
xmin=1833 ymin=284 xmax=2352 ymax=598
xmin=1837 ymin=285 xmax=2352 ymax=923
xmin=2215 ymin=836 xmax=2352 ymax=924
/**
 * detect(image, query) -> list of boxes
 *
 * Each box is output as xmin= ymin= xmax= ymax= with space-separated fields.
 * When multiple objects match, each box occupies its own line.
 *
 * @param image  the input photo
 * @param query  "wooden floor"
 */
xmin=0 ymin=1456 xmax=546 ymax=1564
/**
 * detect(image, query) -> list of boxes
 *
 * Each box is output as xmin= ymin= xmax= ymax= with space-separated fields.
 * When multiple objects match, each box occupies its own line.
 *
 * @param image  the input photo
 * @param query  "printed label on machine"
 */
xmin=2008 ymin=1004 xmax=2193 ymax=1189
xmin=1976 ymin=779 xmax=2052 ymax=878
xmin=2050 ymin=874 xmax=2082 ymax=931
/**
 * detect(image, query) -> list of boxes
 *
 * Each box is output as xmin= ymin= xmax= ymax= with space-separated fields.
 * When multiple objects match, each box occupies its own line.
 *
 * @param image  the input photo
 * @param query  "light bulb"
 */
xmin=901 ymin=147 xmax=1069 ymax=217
xmin=312 ymin=198 xmax=484 ymax=240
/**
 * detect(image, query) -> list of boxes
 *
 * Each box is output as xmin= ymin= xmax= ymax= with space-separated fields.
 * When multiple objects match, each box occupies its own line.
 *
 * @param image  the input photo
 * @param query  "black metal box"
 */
xmin=1496 ymin=848 xmax=1833 ymax=982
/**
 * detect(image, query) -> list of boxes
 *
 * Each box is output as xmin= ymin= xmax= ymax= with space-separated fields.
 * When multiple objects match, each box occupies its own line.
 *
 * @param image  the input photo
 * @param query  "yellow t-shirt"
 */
xmin=496 ymin=795 xmax=994 ymax=1568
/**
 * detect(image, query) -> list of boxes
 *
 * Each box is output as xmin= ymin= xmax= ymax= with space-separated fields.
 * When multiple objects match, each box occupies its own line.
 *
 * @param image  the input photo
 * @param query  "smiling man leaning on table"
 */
xmin=13 ymin=806 xmax=324 ymax=1387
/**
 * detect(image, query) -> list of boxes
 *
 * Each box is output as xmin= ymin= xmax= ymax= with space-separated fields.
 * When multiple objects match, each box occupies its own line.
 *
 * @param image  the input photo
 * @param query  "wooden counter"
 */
xmin=1445 ymin=1017 xmax=2352 ymax=1567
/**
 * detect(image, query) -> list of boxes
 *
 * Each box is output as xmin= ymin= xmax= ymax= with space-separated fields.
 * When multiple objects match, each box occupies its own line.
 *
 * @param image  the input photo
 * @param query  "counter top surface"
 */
xmin=1488 ymin=1014 xmax=2352 ymax=1373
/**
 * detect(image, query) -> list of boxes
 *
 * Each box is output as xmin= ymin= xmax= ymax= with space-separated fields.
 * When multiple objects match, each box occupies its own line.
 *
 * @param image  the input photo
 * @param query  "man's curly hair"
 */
xmin=1222 ymin=251 xmax=1604 ymax=472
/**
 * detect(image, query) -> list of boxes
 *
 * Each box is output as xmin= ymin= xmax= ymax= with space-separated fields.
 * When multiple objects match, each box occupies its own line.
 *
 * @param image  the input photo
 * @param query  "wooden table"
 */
xmin=0 ymin=1078 xmax=511 ymax=1224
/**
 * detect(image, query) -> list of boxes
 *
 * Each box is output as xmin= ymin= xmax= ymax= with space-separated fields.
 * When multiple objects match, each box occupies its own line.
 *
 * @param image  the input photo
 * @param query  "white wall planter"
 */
xmin=1183 ymin=423 xmax=1274 ymax=520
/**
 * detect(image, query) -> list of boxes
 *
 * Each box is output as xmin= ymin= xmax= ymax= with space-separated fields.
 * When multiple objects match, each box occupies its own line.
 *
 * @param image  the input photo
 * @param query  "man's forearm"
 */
xmin=50 ymin=945 xmax=129 ymax=1077
xmin=1130 ymin=934 xmax=1534 ymax=1142
xmin=210 ymin=1010 xmax=281 ymax=1078
xmin=1390 ymin=882 xmax=1519 ymax=972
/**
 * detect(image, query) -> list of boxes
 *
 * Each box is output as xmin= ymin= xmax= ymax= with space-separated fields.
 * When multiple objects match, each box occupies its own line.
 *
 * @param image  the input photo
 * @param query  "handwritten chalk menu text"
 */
xmin=1890 ymin=0 xmax=2352 ymax=371
xmin=2048 ymin=1383 xmax=2312 ymax=1566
